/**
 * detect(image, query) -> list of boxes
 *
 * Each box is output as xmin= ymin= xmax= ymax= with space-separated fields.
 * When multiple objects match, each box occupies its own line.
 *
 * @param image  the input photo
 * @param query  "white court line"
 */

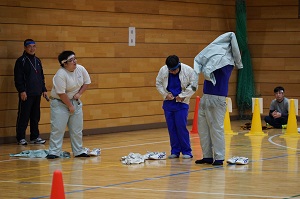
xmin=268 ymin=134 xmax=300 ymax=151
xmin=0 ymin=181 xmax=286 ymax=198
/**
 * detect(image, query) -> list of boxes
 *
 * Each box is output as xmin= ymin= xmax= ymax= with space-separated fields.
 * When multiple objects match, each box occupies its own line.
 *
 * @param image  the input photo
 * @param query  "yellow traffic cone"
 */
xmin=224 ymin=98 xmax=237 ymax=135
xmin=245 ymin=98 xmax=266 ymax=136
xmin=281 ymin=99 xmax=300 ymax=138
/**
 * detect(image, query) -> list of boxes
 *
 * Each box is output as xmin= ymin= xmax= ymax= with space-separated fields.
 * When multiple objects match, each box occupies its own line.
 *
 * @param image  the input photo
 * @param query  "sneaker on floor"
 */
xmin=46 ymin=154 xmax=59 ymax=159
xmin=195 ymin=158 xmax=213 ymax=164
xmin=148 ymin=152 xmax=166 ymax=160
xmin=89 ymin=148 xmax=101 ymax=156
xmin=236 ymin=157 xmax=249 ymax=165
xmin=281 ymin=124 xmax=287 ymax=129
xmin=18 ymin=139 xmax=28 ymax=145
xmin=227 ymin=156 xmax=240 ymax=164
xmin=182 ymin=155 xmax=193 ymax=159
xmin=30 ymin=137 xmax=46 ymax=144
xmin=168 ymin=154 xmax=179 ymax=159
xmin=75 ymin=153 xmax=90 ymax=158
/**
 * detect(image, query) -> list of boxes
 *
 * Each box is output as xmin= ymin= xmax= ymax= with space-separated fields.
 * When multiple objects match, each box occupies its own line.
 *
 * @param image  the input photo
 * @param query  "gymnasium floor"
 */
xmin=0 ymin=120 xmax=299 ymax=199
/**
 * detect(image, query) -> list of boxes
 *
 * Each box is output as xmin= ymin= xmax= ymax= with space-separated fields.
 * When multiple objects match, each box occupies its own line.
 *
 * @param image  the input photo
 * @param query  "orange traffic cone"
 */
xmin=190 ymin=96 xmax=200 ymax=134
xmin=50 ymin=170 xmax=65 ymax=199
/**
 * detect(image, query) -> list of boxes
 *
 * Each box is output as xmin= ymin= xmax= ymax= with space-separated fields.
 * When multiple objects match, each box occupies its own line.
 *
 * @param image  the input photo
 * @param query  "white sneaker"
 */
xmin=143 ymin=151 xmax=155 ymax=159
xmin=18 ymin=139 xmax=28 ymax=145
xmin=227 ymin=156 xmax=240 ymax=164
xmin=236 ymin=157 xmax=249 ymax=165
xmin=89 ymin=148 xmax=101 ymax=156
xmin=147 ymin=152 xmax=166 ymax=160
xmin=168 ymin=154 xmax=179 ymax=159
xmin=30 ymin=137 xmax=46 ymax=144
xmin=182 ymin=155 xmax=193 ymax=159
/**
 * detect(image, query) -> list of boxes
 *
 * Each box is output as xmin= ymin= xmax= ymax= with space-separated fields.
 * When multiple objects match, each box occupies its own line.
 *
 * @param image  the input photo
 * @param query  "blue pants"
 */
xmin=164 ymin=108 xmax=192 ymax=156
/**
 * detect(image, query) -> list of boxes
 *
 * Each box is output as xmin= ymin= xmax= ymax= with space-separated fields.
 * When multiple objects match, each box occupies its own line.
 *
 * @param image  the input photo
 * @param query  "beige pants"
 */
xmin=48 ymin=99 xmax=85 ymax=157
xmin=198 ymin=94 xmax=226 ymax=160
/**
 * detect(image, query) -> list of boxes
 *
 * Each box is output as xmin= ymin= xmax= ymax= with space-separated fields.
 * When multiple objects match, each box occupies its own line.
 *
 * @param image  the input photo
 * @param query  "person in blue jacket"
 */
xmin=156 ymin=55 xmax=196 ymax=159
xmin=14 ymin=39 xmax=48 ymax=145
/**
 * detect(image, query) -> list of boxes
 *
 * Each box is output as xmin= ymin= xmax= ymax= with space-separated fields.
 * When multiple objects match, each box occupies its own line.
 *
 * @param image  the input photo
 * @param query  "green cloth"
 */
xmin=10 ymin=149 xmax=70 ymax=158
xmin=236 ymin=0 xmax=256 ymax=118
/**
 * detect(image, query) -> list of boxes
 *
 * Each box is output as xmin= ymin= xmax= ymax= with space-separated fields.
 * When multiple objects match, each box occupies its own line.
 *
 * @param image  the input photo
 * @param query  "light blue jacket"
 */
xmin=156 ymin=63 xmax=196 ymax=104
xmin=193 ymin=32 xmax=243 ymax=87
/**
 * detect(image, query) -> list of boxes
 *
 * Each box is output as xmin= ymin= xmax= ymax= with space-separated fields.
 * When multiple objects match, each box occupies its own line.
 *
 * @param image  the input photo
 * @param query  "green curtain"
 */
xmin=235 ymin=0 xmax=255 ymax=118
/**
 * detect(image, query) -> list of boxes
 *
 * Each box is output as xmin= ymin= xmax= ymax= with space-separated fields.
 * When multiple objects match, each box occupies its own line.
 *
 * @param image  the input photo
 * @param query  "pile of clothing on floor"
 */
xmin=121 ymin=151 xmax=166 ymax=165
xmin=240 ymin=122 xmax=273 ymax=130
xmin=9 ymin=147 xmax=101 ymax=158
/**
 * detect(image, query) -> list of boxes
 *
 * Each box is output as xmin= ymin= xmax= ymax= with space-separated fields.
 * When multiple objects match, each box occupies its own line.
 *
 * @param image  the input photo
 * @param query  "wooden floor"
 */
xmin=0 ymin=120 xmax=300 ymax=199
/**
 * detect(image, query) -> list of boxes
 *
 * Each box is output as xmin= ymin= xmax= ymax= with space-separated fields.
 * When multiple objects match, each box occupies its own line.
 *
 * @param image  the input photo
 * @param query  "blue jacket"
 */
xmin=14 ymin=52 xmax=47 ymax=96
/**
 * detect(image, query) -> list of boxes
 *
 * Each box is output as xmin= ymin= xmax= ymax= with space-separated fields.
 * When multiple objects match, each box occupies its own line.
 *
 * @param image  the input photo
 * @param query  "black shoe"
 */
xmin=46 ymin=154 xmax=59 ymax=159
xmin=212 ymin=160 xmax=224 ymax=166
xmin=75 ymin=153 xmax=90 ymax=158
xmin=195 ymin=158 xmax=213 ymax=164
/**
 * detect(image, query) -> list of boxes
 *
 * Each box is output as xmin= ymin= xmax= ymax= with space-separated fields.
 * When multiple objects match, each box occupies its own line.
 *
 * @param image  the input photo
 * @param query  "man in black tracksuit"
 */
xmin=14 ymin=39 xmax=48 ymax=145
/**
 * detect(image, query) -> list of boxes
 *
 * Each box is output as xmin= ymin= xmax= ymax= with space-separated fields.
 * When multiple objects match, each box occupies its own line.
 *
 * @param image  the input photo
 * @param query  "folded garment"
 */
xmin=10 ymin=149 xmax=70 ymax=158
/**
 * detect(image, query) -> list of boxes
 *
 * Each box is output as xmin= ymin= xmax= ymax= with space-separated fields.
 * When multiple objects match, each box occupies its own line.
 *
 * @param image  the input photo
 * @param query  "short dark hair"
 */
xmin=274 ymin=86 xmax=284 ymax=93
xmin=165 ymin=55 xmax=179 ymax=69
xmin=58 ymin=50 xmax=75 ymax=67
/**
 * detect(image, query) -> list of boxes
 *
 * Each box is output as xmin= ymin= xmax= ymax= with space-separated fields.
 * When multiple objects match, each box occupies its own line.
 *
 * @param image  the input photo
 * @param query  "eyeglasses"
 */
xmin=67 ymin=57 xmax=77 ymax=63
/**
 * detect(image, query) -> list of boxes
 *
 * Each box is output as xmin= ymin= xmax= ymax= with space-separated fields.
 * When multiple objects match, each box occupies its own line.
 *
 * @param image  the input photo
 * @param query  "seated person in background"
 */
xmin=264 ymin=86 xmax=289 ymax=129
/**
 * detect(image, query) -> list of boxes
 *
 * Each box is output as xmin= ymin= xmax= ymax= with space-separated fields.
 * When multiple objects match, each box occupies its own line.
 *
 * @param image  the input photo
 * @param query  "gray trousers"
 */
xmin=198 ymin=94 xmax=226 ymax=160
xmin=48 ymin=99 xmax=85 ymax=157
